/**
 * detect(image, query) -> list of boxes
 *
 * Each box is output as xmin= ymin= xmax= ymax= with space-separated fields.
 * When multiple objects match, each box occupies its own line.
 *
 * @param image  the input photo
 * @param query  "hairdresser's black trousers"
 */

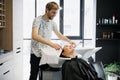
xmin=29 ymin=54 xmax=41 ymax=80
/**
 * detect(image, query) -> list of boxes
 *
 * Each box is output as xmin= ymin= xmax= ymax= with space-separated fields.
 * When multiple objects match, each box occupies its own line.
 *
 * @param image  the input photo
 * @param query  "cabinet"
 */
xmin=0 ymin=0 xmax=13 ymax=51
xmin=23 ymin=40 xmax=31 ymax=80
xmin=0 ymin=0 xmax=6 ymax=28
xmin=0 ymin=53 xmax=14 ymax=80
xmin=13 ymin=51 xmax=23 ymax=80
xmin=12 ymin=0 xmax=23 ymax=80
xmin=96 ymin=0 xmax=120 ymax=64
xmin=0 ymin=0 xmax=23 ymax=80
xmin=0 ymin=64 xmax=14 ymax=80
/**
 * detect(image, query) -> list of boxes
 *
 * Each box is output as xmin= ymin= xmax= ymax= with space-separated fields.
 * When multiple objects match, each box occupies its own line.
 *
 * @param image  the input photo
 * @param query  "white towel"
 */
xmin=40 ymin=46 xmax=62 ymax=65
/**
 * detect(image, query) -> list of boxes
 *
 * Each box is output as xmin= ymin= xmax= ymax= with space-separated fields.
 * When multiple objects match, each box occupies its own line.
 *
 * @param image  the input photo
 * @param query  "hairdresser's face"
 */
xmin=63 ymin=45 xmax=74 ymax=53
xmin=46 ymin=9 xmax=58 ymax=20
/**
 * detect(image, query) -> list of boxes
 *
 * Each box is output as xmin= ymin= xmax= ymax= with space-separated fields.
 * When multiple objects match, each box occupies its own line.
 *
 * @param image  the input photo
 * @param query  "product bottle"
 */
xmin=111 ymin=32 xmax=114 ymax=39
xmin=98 ymin=18 xmax=101 ymax=24
xmin=112 ymin=15 xmax=115 ymax=24
xmin=102 ymin=18 xmax=104 ymax=24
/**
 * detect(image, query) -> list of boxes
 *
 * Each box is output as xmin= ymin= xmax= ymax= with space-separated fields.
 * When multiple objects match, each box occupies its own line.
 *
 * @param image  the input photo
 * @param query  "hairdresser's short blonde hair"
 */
xmin=46 ymin=2 xmax=59 ymax=10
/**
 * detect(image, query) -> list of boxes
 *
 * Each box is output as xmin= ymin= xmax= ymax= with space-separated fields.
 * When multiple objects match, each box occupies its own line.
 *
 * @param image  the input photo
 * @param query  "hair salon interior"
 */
xmin=0 ymin=0 xmax=120 ymax=80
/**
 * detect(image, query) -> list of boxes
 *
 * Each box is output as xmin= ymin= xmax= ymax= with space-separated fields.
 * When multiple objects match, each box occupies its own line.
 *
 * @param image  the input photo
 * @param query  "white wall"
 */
xmin=23 ymin=0 xmax=35 ymax=38
xmin=23 ymin=0 xmax=35 ymax=80
xmin=84 ymin=0 xmax=96 ymax=48
xmin=13 ymin=0 xmax=23 ymax=50
xmin=84 ymin=0 xmax=96 ymax=59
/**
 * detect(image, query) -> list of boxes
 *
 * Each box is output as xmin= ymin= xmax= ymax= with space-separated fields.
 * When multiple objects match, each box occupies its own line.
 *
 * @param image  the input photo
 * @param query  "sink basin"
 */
xmin=50 ymin=47 xmax=102 ymax=67
xmin=40 ymin=46 xmax=102 ymax=67
xmin=74 ymin=47 xmax=102 ymax=59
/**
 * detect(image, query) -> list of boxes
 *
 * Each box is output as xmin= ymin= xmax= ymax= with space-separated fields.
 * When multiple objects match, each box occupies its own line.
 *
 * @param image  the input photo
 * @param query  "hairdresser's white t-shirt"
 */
xmin=31 ymin=16 xmax=58 ymax=57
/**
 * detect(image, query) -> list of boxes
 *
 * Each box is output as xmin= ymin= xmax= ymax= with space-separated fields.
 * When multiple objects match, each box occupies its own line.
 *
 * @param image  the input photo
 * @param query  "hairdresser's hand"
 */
xmin=50 ymin=42 xmax=62 ymax=50
xmin=69 ymin=40 xmax=76 ymax=48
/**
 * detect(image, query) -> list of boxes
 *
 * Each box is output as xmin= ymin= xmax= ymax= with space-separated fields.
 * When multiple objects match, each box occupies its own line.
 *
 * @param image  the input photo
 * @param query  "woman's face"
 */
xmin=63 ymin=45 xmax=74 ymax=53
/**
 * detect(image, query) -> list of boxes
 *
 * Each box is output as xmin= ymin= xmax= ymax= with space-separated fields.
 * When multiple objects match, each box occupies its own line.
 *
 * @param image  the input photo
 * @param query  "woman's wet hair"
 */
xmin=60 ymin=49 xmax=65 ymax=57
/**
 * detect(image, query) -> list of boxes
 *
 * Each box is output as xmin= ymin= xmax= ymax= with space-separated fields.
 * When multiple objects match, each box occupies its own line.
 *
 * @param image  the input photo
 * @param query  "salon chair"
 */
xmin=88 ymin=57 xmax=106 ymax=80
xmin=39 ymin=64 xmax=61 ymax=80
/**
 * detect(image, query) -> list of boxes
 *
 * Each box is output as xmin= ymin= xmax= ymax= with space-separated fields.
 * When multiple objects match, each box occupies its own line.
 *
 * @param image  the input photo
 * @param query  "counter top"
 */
xmin=0 ymin=51 xmax=14 ymax=64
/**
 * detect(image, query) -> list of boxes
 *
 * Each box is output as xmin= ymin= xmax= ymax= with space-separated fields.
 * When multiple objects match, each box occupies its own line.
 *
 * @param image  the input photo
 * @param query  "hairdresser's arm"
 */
xmin=32 ymin=27 xmax=62 ymax=50
xmin=54 ymin=29 xmax=76 ymax=47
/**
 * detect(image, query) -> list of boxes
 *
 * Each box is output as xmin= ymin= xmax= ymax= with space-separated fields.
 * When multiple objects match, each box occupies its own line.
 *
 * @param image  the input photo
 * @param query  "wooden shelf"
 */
xmin=0 ymin=20 xmax=5 ymax=22
xmin=0 ymin=26 xmax=5 ymax=28
xmin=0 ymin=8 xmax=3 ymax=10
xmin=0 ymin=0 xmax=13 ymax=51
xmin=0 ymin=0 xmax=5 ymax=29
xmin=96 ymin=24 xmax=120 ymax=26
xmin=0 ymin=3 xmax=5 ymax=5
xmin=96 ymin=38 xmax=120 ymax=41
xmin=0 ymin=9 xmax=5 ymax=11
xmin=0 ymin=14 xmax=5 ymax=16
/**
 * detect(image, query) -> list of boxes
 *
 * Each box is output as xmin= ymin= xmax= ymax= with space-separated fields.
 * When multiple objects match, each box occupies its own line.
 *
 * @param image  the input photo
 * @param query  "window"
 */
xmin=61 ymin=0 xmax=84 ymax=39
xmin=36 ymin=0 xmax=84 ymax=39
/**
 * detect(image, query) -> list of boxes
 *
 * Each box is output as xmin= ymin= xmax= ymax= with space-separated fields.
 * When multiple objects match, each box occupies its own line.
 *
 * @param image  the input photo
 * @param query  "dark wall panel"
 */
xmin=96 ymin=0 xmax=120 ymax=64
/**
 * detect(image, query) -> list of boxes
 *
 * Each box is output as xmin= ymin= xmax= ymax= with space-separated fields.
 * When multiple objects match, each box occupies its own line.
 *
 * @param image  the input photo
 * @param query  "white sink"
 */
xmin=74 ymin=47 xmax=102 ymax=59
xmin=41 ymin=46 xmax=102 ymax=67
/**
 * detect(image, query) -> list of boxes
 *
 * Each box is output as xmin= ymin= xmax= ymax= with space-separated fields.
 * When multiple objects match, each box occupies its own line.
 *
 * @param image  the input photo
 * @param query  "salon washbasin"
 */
xmin=41 ymin=46 xmax=102 ymax=67
xmin=74 ymin=47 xmax=102 ymax=59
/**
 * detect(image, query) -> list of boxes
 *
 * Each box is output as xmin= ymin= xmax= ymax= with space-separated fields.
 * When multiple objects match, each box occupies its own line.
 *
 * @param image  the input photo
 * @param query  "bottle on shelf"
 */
xmin=115 ymin=19 xmax=118 ymax=24
xmin=98 ymin=18 xmax=101 ymax=24
xmin=112 ymin=14 xmax=115 ymax=24
xmin=107 ymin=32 xmax=111 ymax=39
xmin=110 ymin=32 xmax=114 ymax=39
xmin=109 ymin=18 xmax=112 ymax=24
xmin=102 ymin=32 xmax=115 ymax=39
xmin=104 ymin=19 xmax=108 ymax=24
xmin=102 ymin=18 xmax=104 ymax=24
xmin=97 ymin=14 xmax=119 ymax=25
xmin=103 ymin=32 xmax=108 ymax=39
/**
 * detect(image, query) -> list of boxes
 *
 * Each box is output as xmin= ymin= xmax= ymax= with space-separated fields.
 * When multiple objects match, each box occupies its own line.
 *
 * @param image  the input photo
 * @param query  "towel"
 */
xmin=40 ymin=46 xmax=62 ymax=65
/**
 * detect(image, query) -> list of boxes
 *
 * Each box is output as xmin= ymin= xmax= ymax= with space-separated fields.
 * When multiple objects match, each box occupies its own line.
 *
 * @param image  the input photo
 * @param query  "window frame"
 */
xmin=35 ymin=0 xmax=84 ymax=40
